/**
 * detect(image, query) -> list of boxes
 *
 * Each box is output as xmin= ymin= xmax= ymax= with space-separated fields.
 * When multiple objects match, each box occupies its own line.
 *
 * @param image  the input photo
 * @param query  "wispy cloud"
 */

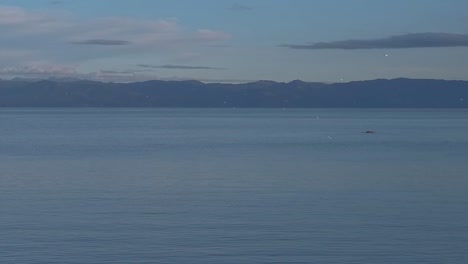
xmin=195 ymin=29 xmax=231 ymax=42
xmin=0 ymin=5 xmax=232 ymax=67
xmin=0 ymin=63 xmax=240 ymax=83
xmin=137 ymin=64 xmax=225 ymax=70
xmin=99 ymin=69 xmax=151 ymax=74
xmin=0 ymin=64 xmax=157 ymax=82
xmin=229 ymin=3 xmax=252 ymax=11
xmin=88 ymin=69 xmax=159 ymax=82
xmin=281 ymin=33 xmax=468 ymax=50
xmin=71 ymin=39 xmax=132 ymax=45
xmin=0 ymin=64 xmax=77 ymax=77
xmin=0 ymin=5 xmax=66 ymax=33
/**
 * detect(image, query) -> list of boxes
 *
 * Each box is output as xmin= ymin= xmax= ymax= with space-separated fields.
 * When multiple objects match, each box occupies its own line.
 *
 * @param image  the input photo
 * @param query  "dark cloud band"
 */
xmin=282 ymin=33 xmax=468 ymax=50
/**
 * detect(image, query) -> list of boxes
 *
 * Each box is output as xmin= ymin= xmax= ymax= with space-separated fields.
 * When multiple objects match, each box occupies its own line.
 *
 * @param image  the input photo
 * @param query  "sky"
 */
xmin=1 ymin=0 xmax=468 ymax=83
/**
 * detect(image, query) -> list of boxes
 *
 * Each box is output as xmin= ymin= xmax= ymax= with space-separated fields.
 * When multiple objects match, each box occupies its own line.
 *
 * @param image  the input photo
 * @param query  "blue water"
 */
xmin=1 ymin=108 xmax=468 ymax=263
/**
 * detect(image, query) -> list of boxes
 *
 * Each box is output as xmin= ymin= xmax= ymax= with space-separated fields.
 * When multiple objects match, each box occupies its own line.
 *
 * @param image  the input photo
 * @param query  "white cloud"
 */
xmin=0 ymin=5 xmax=232 ymax=72
xmin=0 ymin=63 xmax=155 ymax=82
xmin=0 ymin=64 xmax=77 ymax=77
xmin=86 ymin=70 xmax=159 ymax=83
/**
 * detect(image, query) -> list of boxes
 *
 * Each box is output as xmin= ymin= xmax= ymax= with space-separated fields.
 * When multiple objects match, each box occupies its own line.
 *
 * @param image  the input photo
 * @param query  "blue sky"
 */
xmin=1 ymin=0 xmax=468 ymax=82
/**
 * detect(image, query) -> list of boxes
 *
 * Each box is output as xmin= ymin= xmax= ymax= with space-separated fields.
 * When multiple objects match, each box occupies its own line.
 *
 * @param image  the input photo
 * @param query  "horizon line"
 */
xmin=1 ymin=76 xmax=467 ymax=85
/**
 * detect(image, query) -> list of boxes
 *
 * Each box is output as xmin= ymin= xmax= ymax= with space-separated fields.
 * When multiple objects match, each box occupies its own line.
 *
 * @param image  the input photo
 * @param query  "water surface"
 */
xmin=1 ymin=108 xmax=468 ymax=263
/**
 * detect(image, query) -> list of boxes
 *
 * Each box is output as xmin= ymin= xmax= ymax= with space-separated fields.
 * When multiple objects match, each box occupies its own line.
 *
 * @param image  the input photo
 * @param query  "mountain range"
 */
xmin=1 ymin=78 xmax=467 ymax=108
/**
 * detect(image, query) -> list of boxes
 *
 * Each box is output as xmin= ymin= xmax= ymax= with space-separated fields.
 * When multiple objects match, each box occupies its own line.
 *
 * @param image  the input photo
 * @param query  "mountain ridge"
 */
xmin=1 ymin=78 xmax=467 ymax=108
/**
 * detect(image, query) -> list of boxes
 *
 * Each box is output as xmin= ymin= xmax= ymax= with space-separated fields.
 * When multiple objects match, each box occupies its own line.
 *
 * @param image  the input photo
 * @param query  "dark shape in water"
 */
xmin=363 ymin=130 xmax=376 ymax=134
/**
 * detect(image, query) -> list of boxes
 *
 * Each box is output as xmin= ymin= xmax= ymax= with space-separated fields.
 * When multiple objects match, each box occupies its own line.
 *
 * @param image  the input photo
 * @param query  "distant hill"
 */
xmin=0 ymin=78 xmax=467 ymax=108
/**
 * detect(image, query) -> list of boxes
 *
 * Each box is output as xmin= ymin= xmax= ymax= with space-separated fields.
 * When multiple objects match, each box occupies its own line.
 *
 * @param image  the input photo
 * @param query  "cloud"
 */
xmin=0 ymin=63 xmax=237 ymax=83
xmin=137 ymin=64 xmax=225 ymax=70
xmin=65 ymin=17 xmax=181 ymax=45
xmin=71 ymin=39 xmax=132 ymax=45
xmin=0 ymin=64 xmax=156 ymax=82
xmin=0 ymin=5 xmax=232 ymax=66
xmin=0 ymin=49 xmax=36 ymax=60
xmin=195 ymin=29 xmax=231 ymax=41
xmin=229 ymin=3 xmax=252 ymax=11
xmin=281 ymin=33 xmax=468 ymax=50
xmin=0 ymin=63 xmax=256 ymax=83
xmin=99 ymin=69 xmax=149 ymax=74
xmin=0 ymin=64 xmax=77 ymax=77
xmin=0 ymin=5 xmax=66 ymax=33
xmin=87 ymin=70 xmax=159 ymax=82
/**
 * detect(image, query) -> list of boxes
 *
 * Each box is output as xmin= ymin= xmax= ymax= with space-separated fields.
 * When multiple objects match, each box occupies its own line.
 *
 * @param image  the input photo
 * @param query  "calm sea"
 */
xmin=1 ymin=108 xmax=468 ymax=263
